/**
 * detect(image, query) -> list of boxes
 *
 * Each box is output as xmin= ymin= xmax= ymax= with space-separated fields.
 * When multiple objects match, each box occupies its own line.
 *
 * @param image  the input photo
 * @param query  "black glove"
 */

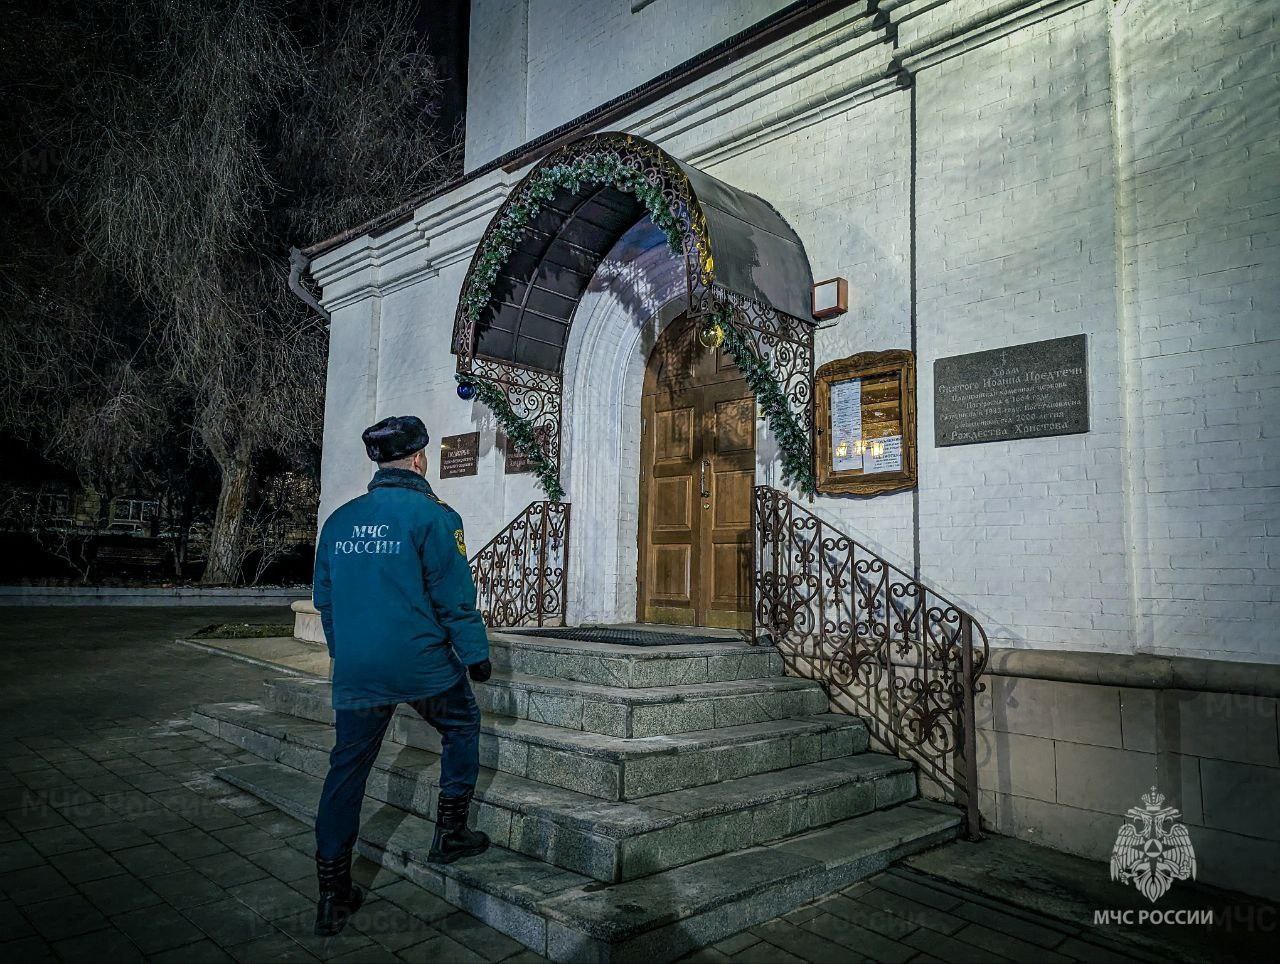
xmin=467 ymin=659 xmax=492 ymax=683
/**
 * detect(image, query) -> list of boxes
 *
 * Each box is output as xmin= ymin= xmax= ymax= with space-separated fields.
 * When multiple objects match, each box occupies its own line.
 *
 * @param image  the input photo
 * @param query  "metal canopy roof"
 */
xmin=676 ymin=160 xmax=815 ymax=323
xmin=475 ymin=183 xmax=644 ymax=373
xmin=471 ymin=139 xmax=815 ymax=376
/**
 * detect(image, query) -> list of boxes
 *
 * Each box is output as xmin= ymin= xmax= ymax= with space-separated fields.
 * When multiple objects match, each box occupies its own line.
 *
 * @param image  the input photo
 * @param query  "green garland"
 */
xmin=460 ymin=153 xmax=685 ymax=326
xmin=457 ymin=151 xmax=813 ymax=500
xmin=457 ymin=375 xmax=565 ymax=503
xmin=712 ymin=311 xmax=816 ymax=495
xmin=458 ymin=152 xmax=687 ymax=502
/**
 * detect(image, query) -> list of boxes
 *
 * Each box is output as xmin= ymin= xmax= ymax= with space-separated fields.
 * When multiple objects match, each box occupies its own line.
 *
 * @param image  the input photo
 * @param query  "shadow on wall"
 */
xmin=1113 ymin=0 xmax=1280 ymax=660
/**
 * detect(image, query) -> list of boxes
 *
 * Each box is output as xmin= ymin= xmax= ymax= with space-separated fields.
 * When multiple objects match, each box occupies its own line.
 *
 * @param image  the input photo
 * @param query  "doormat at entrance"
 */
xmin=507 ymin=627 xmax=737 ymax=646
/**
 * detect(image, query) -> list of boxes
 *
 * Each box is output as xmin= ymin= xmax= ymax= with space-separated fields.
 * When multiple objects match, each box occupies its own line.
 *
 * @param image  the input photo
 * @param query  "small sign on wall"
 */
xmin=499 ymin=431 xmax=535 ymax=475
xmin=439 ymin=432 xmax=480 ymax=479
xmin=934 ymin=334 xmax=1089 ymax=446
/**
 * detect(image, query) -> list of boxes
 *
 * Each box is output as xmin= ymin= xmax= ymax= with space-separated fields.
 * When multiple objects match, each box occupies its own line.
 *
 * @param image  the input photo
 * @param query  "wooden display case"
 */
xmin=814 ymin=350 xmax=917 ymax=496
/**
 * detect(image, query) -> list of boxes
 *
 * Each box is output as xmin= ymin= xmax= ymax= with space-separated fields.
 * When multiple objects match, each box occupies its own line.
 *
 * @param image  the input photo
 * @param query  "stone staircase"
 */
xmin=192 ymin=630 xmax=960 ymax=962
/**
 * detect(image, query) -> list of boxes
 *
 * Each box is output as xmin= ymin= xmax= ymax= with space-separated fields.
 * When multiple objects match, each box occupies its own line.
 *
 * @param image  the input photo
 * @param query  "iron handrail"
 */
xmin=751 ymin=485 xmax=988 ymax=839
xmin=468 ymin=501 xmax=571 ymax=628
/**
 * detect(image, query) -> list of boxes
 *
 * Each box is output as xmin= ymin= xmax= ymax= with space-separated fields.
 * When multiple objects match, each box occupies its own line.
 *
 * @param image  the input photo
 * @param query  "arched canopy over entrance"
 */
xmin=452 ymin=131 xmax=816 ymax=495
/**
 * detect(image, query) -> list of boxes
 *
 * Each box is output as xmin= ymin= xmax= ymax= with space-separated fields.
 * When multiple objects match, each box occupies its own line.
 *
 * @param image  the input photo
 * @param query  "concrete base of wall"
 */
xmin=291 ymin=598 xmax=325 ymax=645
xmin=814 ymin=645 xmax=1280 ymax=900
xmin=970 ymin=648 xmax=1280 ymax=902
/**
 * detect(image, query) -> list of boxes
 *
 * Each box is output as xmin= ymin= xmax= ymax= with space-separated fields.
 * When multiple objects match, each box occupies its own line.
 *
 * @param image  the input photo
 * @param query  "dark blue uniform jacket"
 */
xmin=313 ymin=467 xmax=489 ymax=710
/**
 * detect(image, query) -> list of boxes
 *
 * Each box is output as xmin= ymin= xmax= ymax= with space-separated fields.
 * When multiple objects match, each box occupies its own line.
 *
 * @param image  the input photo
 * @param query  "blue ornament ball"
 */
xmin=456 ymin=382 xmax=477 ymax=401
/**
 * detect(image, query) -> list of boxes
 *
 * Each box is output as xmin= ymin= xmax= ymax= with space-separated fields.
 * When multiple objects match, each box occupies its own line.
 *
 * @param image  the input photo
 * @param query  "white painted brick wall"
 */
xmin=702 ymin=92 xmax=918 ymax=570
xmin=314 ymin=0 xmax=1279 ymax=662
xmin=911 ymin=0 xmax=1131 ymax=652
xmin=465 ymin=0 xmax=530 ymax=169
xmin=374 ymin=262 xmax=545 ymax=551
xmin=467 ymin=0 xmax=792 ymax=166
xmin=316 ymin=298 xmax=379 ymax=525
xmin=1114 ymin=0 xmax=1280 ymax=661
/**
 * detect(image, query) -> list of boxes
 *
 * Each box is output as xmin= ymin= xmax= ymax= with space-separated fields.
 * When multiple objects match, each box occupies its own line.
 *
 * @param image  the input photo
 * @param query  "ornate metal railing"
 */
xmin=469 ymin=502 xmax=570 ymax=628
xmin=752 ymin=486 xmax=988 ymax=838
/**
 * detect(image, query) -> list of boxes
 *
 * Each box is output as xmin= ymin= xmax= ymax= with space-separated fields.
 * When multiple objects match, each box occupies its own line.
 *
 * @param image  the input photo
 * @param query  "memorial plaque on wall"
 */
xmin=934 ymin=334 xmax=1088 ymax=446
xmin=499 ymin=431 xmax=535 ymax=475
xmin=439 ymin=432 xmax=479 ymax=479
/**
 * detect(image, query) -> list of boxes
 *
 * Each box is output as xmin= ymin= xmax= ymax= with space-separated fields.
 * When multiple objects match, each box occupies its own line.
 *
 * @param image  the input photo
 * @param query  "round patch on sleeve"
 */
xmin=454 ymin=529 xmax=467 ymax=556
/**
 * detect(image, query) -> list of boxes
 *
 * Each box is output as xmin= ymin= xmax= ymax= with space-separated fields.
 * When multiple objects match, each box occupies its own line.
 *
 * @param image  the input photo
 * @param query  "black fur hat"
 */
xmin=362 ymin=415 xmax=430 ymax=462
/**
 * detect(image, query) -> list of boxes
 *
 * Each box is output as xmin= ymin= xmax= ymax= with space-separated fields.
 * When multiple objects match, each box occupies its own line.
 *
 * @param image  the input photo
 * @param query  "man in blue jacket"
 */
xmin=310 ymin=415 xmax=492 ymax=936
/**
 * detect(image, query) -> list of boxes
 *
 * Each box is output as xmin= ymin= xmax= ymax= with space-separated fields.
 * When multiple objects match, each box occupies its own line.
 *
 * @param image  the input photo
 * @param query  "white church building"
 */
xmin=293 ymin=0 xmax=1279 ymax=902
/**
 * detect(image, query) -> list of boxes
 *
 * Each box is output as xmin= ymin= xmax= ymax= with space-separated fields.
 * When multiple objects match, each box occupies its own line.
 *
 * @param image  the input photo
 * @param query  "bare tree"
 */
xmin=0 ymin=231 xmax=169 ymax=549
xmin=2 ymin=0 xmax=460 ymax=583
xmin=242 ymin=470 xmax=319 ymax=586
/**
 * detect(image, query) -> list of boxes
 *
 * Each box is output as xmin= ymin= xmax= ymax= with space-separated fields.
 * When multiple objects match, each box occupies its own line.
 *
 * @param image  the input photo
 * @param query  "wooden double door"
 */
xmin=638 ymin=315 xmax=755 ymax=629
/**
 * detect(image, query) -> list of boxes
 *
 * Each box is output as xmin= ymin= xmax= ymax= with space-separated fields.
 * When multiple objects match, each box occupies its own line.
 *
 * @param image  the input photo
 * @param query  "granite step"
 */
xmin=260 ymin=678 xmax=867 ymax=801
xmin=215 ymin=760 xmax=961 ymax=962
xmin=192 ymin=700 xmax=915 ymax=882
xmin=488 ymin=632 xmax=784 ymax=688
xmin=476 ymin=671 xmax=829 ymax=738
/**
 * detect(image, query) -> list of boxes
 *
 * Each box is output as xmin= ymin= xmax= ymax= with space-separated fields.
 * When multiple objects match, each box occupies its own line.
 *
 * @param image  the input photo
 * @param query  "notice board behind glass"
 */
xmin=814 ymin=350 xmax=917 ymax=496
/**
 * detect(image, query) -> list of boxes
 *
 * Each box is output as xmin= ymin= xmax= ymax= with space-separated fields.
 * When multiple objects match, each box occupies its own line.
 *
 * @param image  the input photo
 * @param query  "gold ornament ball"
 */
xmin=698 ymin=322 xmax=725 ymax=349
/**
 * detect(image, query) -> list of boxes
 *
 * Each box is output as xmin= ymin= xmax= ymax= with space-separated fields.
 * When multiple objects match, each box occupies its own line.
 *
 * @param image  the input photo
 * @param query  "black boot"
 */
xmin=314 ymin=851 xmax=365 ymax=937
xmin=427 ymin=791 xmax=490 ymax=864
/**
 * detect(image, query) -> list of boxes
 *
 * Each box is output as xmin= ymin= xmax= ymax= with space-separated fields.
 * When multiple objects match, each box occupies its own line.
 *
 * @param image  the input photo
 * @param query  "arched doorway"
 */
xmin=637 ymin=315 xmax=755 ymax=629
xmin=450 ymin=131 xmax=819 ymax=627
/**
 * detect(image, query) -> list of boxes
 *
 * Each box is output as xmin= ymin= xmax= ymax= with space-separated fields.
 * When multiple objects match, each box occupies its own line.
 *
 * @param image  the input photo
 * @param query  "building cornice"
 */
xmin=313 ymin=176 xmax=512 ymax=311
xmin=310 ymin=0 xmax=1090 ymax=305
xmin=301 ymin=0 xmax=867 ymax=260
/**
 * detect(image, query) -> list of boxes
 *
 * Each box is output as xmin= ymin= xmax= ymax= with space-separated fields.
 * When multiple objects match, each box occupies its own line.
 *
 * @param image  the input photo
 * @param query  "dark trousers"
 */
xmin=314 ymin=675 xmax=481 ymax=859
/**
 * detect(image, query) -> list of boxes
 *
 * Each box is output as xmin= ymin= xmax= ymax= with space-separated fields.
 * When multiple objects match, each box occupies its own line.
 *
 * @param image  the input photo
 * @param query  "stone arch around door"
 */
xmin=559 ymin=222 xmax=689 ymax=623
xmin=451 ymin=131 xmax=818 ymax=501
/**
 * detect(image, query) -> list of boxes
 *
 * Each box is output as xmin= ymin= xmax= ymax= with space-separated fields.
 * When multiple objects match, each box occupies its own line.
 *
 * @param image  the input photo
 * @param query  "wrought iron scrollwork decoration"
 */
xmin=466 ymin=358 xmax=563 ymax=470
xmin=713 ymin=286 xmax=815 ymax=458
xmin=752 ymin=485 xmax=989 ymax=839
xmin=469 ymin=501 xmax=571 ymax=628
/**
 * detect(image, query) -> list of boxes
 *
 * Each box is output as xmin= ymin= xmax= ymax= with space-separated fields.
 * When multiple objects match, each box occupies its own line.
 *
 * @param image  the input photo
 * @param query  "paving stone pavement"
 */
xmin=14 ymin=709 xmax=1147 ymax=964
xmin=672 ymin=868 xmax=1162 ymax=964
xmin=0 ymin=705 xmax=553 ymax=962
xmin=0 ymin=607 xmax=548 ymax=963
xmin=0 ymin=608 xmax=1256 ymax=963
